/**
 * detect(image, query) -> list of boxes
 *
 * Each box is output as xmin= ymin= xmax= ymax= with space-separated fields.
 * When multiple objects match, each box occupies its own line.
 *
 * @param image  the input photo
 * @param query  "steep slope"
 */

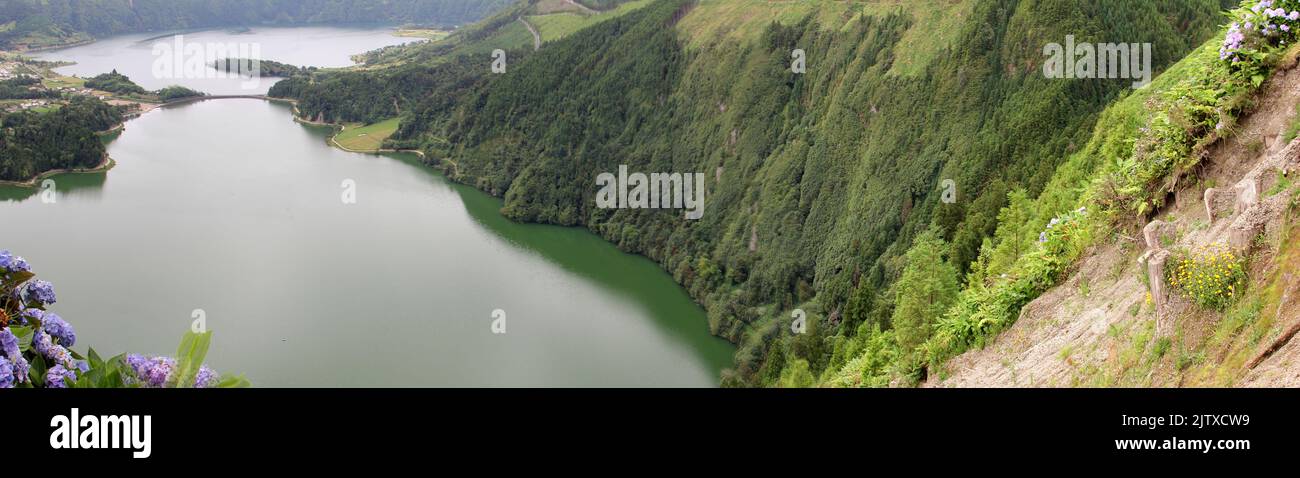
xmin=908 ymin=0 xmax=1300 ymax=388
xmin=932 ymin=57 xmax=1300 ymax=387
xmin=269 ymin=0 xmax=1234 ymax=386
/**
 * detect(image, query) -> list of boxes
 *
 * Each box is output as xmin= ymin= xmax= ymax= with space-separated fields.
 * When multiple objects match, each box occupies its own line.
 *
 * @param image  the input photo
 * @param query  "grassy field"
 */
xmin=42 ymin=75 xmax=85 ymax=90
xmin=527 ymin=0 xmax=652 ymax=43
xmin=395 ymin=28 xmax=451 ymax=40
xmin=676 ymin=0 xmax=973 ymax=76
xmin=334 ymin=117 xmax=401 ymax=152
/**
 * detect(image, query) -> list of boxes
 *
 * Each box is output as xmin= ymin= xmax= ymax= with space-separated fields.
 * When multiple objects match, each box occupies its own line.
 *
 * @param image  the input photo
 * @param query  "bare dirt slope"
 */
xmin=928 ymin=63 xmax=1300 ymax=388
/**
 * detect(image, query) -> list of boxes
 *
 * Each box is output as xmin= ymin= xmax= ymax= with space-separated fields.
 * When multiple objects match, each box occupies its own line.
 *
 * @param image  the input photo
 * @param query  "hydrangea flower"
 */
xmin=0 ymin=357 xmax=14 ymax=389
xmin=0 ymin=328 xmax=19 ymax=359
xmin=41 ymin=312 xmax=75 ymax=347
xmin=0 ymin=329 xmax=29 ymax=384
xmin=33 ymin=331 xmax=74 ymax=368
xmin=125 ymin=354 xmax=219 ymax=388
xmin=14 ymin=308 xmax=44 ymax=326
xmin=24 ymin=280 xmax=56 ymax=306
xmin=195 ymin=366 xmax=219 ymax=388
xmin=126 ymin=354 xmax=176 ymax=387
xmin=44 ymin=364 xmax=76 ymax=388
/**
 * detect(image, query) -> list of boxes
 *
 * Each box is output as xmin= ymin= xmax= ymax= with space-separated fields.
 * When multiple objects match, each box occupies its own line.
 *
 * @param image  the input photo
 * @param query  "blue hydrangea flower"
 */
xmin=125 ymin=354 xmax=176 ymax=388
xmin=0 ymin=250 xmax=11 ymax=271
xmin=195 ymin=366 xmax=219 ymax=388
xmin=0 ymin=356 xmax=14 ymax=388
xmin=33 ymin=331 xmax=73 ymax=367
xmin=0 ymin=328 xmax=19 ymax=358
xmin=125 ymin=354 xmax=218 ymax=388
xmin=0 ymin=330 xmax=29 ymax=384
xmin=41 ymin=312 xmax=75 ymax=347
xmin=44 ymin=364 xmax=76 ymax=388
xmin=25 ymin=280 xmax=56 ymax=306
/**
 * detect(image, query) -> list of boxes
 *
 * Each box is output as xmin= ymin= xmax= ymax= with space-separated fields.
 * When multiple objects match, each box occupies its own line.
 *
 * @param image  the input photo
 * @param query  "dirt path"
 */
xmin=520 ymin=18 xmax=541 ymax=51
xmin=564 ymin=0 xmax=598 ymax=15
xmin=928 ymin=61 xmax=1300 ymax=388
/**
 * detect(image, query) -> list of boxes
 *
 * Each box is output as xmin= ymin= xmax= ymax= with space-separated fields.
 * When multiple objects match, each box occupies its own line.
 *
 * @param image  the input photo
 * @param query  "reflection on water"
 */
xmin=0 ymin=99 xmax=734 ymax=387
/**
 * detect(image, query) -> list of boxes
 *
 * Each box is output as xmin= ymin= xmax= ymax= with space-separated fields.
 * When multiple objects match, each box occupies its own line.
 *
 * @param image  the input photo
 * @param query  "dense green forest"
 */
xmin=0 ymin=76 xmax=58 ymax=100
xmin=156 ymin=85 xmax=205 ymax=101
xmin=0 ymin=0 xmax=513 ymax=49
xmin=269 ymin=0 xmax=1237 ymax=386
xmin=212 ymin=58 xmax=315 ymax=78
xmin=0 ymin=96 xmax=121 ymax=181
xmin=83 ymin=70 xmax=147 ymax=95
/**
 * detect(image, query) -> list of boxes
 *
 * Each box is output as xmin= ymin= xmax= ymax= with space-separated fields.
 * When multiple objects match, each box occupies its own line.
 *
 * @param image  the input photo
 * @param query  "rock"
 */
xmin=1233 ymin=178 xmax=1259 ymax=216
xmin=1142 ymin=220 xmax=1177 ymax=250
xmin=1204 ymin=187 xmax=1237 ymax=223
xmin=1228 ymin=195 xmax=1284 ymax=253
xmin=1142 ymin=249 xmax=1173 ymax=336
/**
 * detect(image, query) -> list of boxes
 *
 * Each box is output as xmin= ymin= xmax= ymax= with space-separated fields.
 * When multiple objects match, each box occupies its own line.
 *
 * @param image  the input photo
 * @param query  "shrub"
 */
xmin=1166 ymin=243 xmax=1249 ymax=311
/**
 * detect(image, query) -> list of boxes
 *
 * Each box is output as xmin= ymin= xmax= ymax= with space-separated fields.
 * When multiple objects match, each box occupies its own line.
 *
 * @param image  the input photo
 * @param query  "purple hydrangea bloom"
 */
xmin=40 ymin=313 xmax=75 ymax=347
xmin=32 ymin=331 xmax=52 ymax=356
xmin=126 ymin=354 xmax=177 ymax=388
xmin=0 ymin=356 xmax=14 ymax=388
xmin=0 ymin=250 xmax=11 ymax=271
xmin=0 ymin=329 xmax=19 ymax=359
xmin=44 ymin=364 xmax=76 ymax=388
xmin=33 ymin=332 xmax=72 ymax=367
xmin=195 ymin=366 xmax=219 ymax=388
xmin=10 ymin=256 xmax=28 ymax=272
xmin=13 ymin=308 xmax=43 ymax=326
xmin=25 ymin=280 xmax=56 ymax=306
xmin=125 ymin=354 xmax=219 ymax=388
xmin=1 ymin=330 xmax=29 ymax=384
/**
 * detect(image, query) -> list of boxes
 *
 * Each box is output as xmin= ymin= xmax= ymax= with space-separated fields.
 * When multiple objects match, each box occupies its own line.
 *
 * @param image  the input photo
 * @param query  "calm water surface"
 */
xmin=36 ymin=26 xmax=418 ymax=95
xmin=3 ymin=28 xmax=733 ymax=387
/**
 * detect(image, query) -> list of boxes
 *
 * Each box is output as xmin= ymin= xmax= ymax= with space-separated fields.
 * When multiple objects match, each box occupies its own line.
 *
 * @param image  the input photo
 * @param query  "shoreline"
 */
xmin=1 ymin=94 xmax=421 ymax=189
xmin=0 ymin=155 xmax=116 ymax=188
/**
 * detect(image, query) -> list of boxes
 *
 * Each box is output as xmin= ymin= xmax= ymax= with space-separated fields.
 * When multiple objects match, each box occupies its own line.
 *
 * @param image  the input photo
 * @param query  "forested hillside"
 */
xmin=270 ymin=0 xmax=1237 ymax=386
xmin=0 ymin=0 xmax=512 ymax=49
xmin=0 ymin=96 xmax=122 ymax=182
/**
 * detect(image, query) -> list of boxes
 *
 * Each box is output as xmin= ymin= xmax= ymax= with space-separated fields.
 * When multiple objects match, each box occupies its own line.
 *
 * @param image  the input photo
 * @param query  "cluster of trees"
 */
xmin=0 ymin=96 xmax=122 ymax=181
xmin=156 ymin=85 xmax=205 ymax=101
xmin=83 ymin=70 xmax=147 ymax=96
xmin=270 ymin=0 xmax=1235 ymax=386
xmin=269 ymin=52 xmax=493 ymax=128
xmin=211 ymin=58 xmax=315 ymax=78
xmin=0 ymin=0 xmax=513 ymax=48
xmin=0 ymin=76 xmax=58 ymax=100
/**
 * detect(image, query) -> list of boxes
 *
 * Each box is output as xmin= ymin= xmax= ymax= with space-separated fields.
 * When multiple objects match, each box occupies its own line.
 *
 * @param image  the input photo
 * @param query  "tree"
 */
xmin=890 ymin=226 xmax=959 ymax=353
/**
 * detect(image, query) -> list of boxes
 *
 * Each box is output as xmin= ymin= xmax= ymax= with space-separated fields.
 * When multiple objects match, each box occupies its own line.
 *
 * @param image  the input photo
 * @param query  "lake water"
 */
xmin=3 ymin=28 xmax=733 ymax=386
xmin=35 ymin=26 xmax=420 ymax=95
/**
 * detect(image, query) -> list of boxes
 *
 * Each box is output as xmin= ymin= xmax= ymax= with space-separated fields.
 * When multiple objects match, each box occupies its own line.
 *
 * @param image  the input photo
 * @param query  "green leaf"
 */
xmin=1 ymin=271 xmax=34 ymax=290
xmin=87 ymin=347 xmax=103 ymax=368
xmin=216 ymin=374 xmax=251 ymax=388
xmin=10 ymin=325 xmax=33 ymax=352
xmin=171 ymin=330 xmax=212 ymax=388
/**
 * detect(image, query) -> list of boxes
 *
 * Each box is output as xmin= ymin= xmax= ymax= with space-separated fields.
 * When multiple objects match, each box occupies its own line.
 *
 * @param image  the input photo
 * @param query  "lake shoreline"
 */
xmin=0 ymin=155 xmax=116 ymax=188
